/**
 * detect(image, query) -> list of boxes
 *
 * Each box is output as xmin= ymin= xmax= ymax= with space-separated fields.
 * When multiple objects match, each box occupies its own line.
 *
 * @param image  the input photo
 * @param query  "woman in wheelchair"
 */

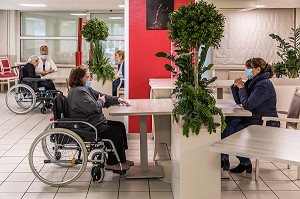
xmin=24 ymin=55 xmax=56 ymax=91
xmin=68 ymin=65 xmax=133 ymax=171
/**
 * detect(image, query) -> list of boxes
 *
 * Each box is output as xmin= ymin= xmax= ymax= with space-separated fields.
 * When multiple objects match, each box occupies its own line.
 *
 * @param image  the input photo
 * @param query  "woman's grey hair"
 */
xmin=27 ymin=55 xmax=39 ymax=64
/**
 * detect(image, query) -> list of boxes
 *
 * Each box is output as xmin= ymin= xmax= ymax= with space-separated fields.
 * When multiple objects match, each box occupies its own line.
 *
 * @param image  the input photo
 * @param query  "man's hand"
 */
xmin=118 ymin=98 xmax=130 ymax=106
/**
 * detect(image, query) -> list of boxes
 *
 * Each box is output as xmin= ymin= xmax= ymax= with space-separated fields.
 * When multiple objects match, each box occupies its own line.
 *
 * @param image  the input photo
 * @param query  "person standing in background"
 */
xmin=36 ymin=44 xmax=58 ymax=76
xmin=112 ymin=50 xmax=125 ymax=96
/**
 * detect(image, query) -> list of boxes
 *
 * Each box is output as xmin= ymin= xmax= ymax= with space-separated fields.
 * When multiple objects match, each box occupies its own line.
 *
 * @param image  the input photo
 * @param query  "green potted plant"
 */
xmin=81 ymin=18 xmax=115 ymax=85
xmin=270 ymin=27 xmax=300 ymax=78
xmin=156 ymin=1 xmax=226 ymax=137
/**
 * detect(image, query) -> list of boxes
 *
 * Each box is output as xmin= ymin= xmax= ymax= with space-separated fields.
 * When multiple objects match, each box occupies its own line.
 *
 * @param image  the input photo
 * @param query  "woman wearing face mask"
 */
xmin=221 ymin=57 xmax=280 ymax=173
xmin=23 ymin=55 xmax=56 ymax=90
xmin=112 ymin=50 xmax=125 ymax=96
xmin=36 ymin=44 xmax=58 ymax=76
xmin=68 ymin=65 xmax=134 ymax=171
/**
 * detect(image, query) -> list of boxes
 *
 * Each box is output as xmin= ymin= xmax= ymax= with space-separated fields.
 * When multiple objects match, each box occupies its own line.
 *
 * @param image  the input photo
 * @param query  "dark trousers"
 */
xmin=39 ymin=80 xmax=56 ymax=90
xmin=112 ymin=78 xmax=124 ymax=96
xmin=221 ymin=116 xmax=251 ymax=166
xmin=96 ymin=120 xmax=128 ymax=165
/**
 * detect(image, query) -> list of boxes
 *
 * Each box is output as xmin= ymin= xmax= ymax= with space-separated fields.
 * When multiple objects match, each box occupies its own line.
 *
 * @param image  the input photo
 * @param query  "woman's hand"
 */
xmin=98 ymin=95 xmax=106 ymax=103
xmin=234 ymin=77 xmax=244 ymax=89
xmin=118 ymin=98 xmax=130 ymax=106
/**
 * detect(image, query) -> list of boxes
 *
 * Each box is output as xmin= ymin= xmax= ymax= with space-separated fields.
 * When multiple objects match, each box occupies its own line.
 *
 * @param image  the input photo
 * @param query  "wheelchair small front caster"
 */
xmin=41 ymin=107 xmax=46 ymax=114
xmin=91 ymin=165 xmax=104 ymax=183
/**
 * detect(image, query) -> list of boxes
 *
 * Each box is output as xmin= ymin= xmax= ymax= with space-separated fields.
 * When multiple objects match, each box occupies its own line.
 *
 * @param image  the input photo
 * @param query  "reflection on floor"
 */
xmin=0 ymin=89 xmax=299 ymax=199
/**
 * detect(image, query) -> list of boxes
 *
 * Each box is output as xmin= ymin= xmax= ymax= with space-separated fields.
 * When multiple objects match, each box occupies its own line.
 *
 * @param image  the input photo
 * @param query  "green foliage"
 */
xmin=89 ymin=41 xmax=115 ymax=85
xmin=270 ymin=27 xmax=300 ymax=78
xmin=81 ymin=18 xmax=109 ymax=43
xmin=156 ymin=1 xmax=226 ymax=137
xmin=167 ymin=1 xmax=225 ymax=50
xmin=156 ymin=50 xmax=226 ymax=137
xmin=81 ymin=18 xmax=114 ymax=83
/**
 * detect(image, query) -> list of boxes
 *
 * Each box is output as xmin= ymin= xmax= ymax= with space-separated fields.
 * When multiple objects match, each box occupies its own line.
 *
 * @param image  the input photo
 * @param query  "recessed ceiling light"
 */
xmin=118 ymin=4 xmax=125 ymax=8
xmin=108 ymin=17 xmax=123 ymax=20
xmin=19 ymin=4 xmax=47 ymax=7
xmin=256 ymin=5 xmax=265 ymax=8
xmin=70 ymin=13 xmax=87 ymax=16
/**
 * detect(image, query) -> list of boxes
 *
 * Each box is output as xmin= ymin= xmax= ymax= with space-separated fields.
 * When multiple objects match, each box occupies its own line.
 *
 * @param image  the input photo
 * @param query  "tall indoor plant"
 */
xmin=81 ymin=18 xmax=115 ymax=84
xmin=270 ymin=27 xmax=300 ymax=78
xmin=156 ymin=1 xmax=226 ymax=137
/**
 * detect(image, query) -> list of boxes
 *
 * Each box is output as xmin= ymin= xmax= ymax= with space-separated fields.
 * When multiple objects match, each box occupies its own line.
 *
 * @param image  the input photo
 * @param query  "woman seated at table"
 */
xmin=36 ymin=44 xmax=58 ymax=76
xmin=67 ymin=65 xmax=134 ymax=171
xmin=221 ymin=57 xmax=280 ymax=173
xmin=23 ymin=55 xmax=56 ymax=90
xmin=112 ymin=50 xmax=125 ymax=96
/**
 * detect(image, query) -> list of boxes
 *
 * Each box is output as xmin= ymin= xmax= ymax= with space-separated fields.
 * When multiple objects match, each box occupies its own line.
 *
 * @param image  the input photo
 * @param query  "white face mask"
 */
xmin=85 ymin=80 xmax=92 ymax=89
xmin=245 ymin=68 xmax=254 ymax=79
xmin=41 ymin=55 xmax=47 ymax=60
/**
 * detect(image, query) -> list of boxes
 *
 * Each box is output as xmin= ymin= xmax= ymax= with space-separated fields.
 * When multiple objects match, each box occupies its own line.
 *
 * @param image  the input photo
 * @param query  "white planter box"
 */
xmin=171 ymin=117 xmax=221 ymax=199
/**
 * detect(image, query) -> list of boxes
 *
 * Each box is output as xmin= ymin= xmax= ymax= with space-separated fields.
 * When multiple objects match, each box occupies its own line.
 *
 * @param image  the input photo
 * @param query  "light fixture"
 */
xmin=256 ymin=5 xmax=265 ymax=8
xmin=118 ymin=4 xmax=125 ymax=8
xmin=70 ymin=13 xmax=87 ymax=16
xmin=19 ymin=4 xmax=47 ymax=7
xmin=108 ymin=17 xmax=123 ymax=20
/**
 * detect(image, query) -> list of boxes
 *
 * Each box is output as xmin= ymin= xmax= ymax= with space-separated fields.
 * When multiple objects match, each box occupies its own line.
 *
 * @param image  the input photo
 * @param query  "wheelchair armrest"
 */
xmin=54 ymin=120 xmax=98 ymax=140
xmin=22 ymin=77 xmax=44 ymax=82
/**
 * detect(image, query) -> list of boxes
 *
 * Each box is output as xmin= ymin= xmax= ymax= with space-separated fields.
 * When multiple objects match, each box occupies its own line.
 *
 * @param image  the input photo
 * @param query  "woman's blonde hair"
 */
xmin=115 ymin=50 xmax=124 ymax=60
xmin=40 ymin=44 xmax=48 ymax=55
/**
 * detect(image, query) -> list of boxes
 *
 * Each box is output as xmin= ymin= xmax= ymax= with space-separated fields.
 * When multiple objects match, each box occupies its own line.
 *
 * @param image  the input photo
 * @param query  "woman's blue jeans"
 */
xmin=221 ymin=116 xmax=251 ymax=166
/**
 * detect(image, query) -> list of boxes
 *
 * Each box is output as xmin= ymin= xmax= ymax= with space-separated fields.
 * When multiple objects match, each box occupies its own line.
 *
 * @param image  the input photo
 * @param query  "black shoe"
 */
xmin=221 ymin=160 xmax=230 ymax=171
xmin=230 ymin=163 xmax=252 ymax=173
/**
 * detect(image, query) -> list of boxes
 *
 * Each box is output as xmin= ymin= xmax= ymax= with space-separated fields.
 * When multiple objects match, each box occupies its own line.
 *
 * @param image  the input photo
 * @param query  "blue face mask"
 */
xmin=117 ymin=60 xmax=121 ymax=64
xmin=85 ymin=80 xmax=92 ymax=89
xmin=246 ymin=68 xmax=254 ymax=79
xmin=41 ymin=55 xmax=47 ymax=60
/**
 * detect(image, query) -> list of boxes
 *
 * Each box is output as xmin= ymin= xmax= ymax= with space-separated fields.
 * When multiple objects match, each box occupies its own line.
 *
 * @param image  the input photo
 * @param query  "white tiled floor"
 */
xmin=1 ymin=90 xmax=300 ymax=199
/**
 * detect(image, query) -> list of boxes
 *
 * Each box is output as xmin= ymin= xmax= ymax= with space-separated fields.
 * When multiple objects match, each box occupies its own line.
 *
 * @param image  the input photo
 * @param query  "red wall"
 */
xmin=129 ymin=0 xmax=192 ymax=133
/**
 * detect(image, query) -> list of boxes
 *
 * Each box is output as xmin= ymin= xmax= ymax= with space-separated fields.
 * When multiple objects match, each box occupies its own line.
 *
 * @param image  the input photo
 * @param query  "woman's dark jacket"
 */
xmin=67 ymin=86 xmax=119 ymax=131
xmin=231 ymin=72 xmax=279 ymax=127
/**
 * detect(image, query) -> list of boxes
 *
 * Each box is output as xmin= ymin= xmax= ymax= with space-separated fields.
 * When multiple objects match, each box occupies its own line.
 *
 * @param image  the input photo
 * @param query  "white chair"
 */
xmin=255 ymin=87 xmax=300 ymax=180
xmin=117 ymin=78 xmax=124 ymax=97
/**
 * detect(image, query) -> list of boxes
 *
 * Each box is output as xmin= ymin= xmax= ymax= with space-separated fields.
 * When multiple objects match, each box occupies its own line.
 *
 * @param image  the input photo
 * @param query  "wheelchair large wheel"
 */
xmin=6 ymin=84 xmax=36 ymax=114
xmin=29 ymin=128 xmax=88 ymax=186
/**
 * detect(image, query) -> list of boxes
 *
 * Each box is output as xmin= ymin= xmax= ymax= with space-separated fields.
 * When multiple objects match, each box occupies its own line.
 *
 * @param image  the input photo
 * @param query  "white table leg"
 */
xmin=126 ymin=115 xmax=163 ymax=179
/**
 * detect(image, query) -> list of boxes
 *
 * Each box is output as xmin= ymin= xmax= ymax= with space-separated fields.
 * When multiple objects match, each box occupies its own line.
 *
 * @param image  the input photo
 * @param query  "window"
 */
xmin=90 ymin=13 xmax=125 ymax=63
xmin=20 ymin=12 xmax=86 ymax=64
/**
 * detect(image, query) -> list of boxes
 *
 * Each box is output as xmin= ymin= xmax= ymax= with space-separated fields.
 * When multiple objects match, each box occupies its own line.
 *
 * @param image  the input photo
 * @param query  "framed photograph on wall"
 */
xmin=146 ymin=0 xmax=174 ymax=30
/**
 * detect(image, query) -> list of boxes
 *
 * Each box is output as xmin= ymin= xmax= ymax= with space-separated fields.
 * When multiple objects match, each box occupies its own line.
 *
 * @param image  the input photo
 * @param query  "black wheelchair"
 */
xmin=5 ymin=65 xmax=59 ymax=114
xmin=28 ymin=93 xmax=126 ymax=186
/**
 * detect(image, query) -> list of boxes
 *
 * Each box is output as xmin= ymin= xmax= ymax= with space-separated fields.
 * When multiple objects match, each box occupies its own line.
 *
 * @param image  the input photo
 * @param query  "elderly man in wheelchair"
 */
xmin=28 ymin=65 xmax=133 ymax=186
xmin=6 ymin=55 xmax=59 ymax=114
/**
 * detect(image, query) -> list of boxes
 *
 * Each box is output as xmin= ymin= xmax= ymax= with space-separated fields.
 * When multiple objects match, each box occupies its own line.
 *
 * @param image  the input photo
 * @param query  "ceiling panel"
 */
xmin=0 ymin=0 xmax=124 ymax=11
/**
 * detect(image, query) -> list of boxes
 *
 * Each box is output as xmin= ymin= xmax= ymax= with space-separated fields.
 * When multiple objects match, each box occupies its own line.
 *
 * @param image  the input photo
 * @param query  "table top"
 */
xmin=109 ymin=99 xmax=251 ymax=117
xmin=210 ymin=125 xmax=300 ymax=166
xmin=216 ymin=103 xmax=251 ymax=117
xmin=109 ymin=99 xmax=173 ymax=116
xmin=42 ymin=68 xmax=72 ymax=80
xmin=149 ymin=78 xmax=176 ymax=89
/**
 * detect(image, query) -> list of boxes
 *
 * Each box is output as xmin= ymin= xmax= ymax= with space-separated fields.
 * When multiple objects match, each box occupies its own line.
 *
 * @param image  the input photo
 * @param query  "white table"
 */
xmin=149 ymin=78 xmax=175 ymax=98
xmin=109 ymin=98 xmax=251 ymax=179
xmin=210 ymin=125 xmax=300 ymax=180
xmin=42 ymin=68 xmax=72 ymax=82
xmin=209 ymin=80 xmax=234 ymax=99
xmin=149 ymin=78 xmax=175 ymax=161
xmin=109 ymin=99 xmax=172 ymax=179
